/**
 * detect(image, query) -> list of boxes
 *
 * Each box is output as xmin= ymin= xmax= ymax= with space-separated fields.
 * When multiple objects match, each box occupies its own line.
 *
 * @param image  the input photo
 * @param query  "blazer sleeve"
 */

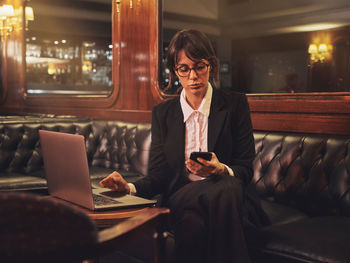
xmin=133 ymin=104 xmax=175 ymax=199
xmin=229 ymin=93 xmax=255 ymax=187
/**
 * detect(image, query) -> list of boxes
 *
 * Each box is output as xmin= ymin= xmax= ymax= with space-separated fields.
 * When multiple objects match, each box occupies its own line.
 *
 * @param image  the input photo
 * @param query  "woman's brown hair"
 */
xmin=166 ymin=29 xmax=220 ymax=90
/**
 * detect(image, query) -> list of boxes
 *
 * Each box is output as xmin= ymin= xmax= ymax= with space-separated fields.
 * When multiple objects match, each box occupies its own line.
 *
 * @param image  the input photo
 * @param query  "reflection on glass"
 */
xmin=161 ymin=2 xmax=350 ymax=95
xmin=25 ymin=0 xmax=112 ymax=96
xmin=161 ymin=45 xmax=181 ymax=94
xmin=26 ymin=38 xmax=112 ymax=95
xmin=247 ymin=50 xmax=308 ymax=93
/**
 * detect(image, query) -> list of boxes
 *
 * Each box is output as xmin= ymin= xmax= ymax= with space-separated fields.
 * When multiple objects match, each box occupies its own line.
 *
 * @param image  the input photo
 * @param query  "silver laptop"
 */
xmin=39 ymin=129 xmax=156 ymax=210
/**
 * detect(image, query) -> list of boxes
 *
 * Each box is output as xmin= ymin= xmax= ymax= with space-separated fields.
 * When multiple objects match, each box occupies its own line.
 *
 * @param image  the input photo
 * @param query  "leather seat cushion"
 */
xmin=261 ymin=200 xmax=308 ymax=225
xmin=0 ymin=167 xmax=144 ymax=192
xmin=0 ymin=173 xmax=47 ymax=191
xmin=248 ymin=216 xmax=350 ymax=263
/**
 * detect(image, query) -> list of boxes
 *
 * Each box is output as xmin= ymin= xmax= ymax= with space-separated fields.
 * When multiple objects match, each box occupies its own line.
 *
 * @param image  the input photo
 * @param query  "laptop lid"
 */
xmin=39 ymin=130 xmax=156 ymax=210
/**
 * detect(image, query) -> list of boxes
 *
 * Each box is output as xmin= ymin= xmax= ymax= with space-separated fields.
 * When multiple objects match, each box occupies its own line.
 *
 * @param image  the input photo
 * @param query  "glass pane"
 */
xmin=240 ymin=50 xmax=308 ymax=93
xmin=161 ymin=1 xmax=350 ymax=94
xmin=161 ymin=40 xmax=182 ymax=94
xmin=25 ymin=0 xmax=112 ymax=96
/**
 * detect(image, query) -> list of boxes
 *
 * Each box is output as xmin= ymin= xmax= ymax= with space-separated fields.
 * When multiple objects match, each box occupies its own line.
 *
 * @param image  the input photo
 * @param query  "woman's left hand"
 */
xmin=185 ymin=152 xmax=228 ymax=177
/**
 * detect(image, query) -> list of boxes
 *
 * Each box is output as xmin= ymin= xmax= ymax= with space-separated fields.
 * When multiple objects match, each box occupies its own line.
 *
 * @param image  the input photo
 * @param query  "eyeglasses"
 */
xmin=175 ymin=62 xmax=210 ymax=77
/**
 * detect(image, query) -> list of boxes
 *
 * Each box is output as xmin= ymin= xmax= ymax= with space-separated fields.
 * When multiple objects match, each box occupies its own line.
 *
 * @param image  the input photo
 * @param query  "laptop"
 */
xmin=39 ymin=129 xmax=156 ymax=210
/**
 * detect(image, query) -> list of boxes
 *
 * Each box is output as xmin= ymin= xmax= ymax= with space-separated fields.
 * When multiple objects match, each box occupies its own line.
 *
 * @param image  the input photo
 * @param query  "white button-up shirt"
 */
xmin=180 ymin=83 xmax=211 ymax=159
xmin=129 ymin=83 xmax=233 ymax=194
xmin=180 ymin=83 xmax=211 ymax=180
xmin=180 ymin=83 xmax=233 ymax=180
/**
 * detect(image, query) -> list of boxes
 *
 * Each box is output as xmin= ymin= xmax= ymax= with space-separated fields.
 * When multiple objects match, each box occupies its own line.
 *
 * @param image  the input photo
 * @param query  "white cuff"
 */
xmin=128 ymin=183 xmax=137 ymax=195
xmin=224 ymin=165 xmax=234 ymax=177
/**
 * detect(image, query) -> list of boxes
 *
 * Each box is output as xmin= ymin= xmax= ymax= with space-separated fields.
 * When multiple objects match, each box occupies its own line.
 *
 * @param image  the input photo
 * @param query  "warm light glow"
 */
xmin=116 ymin=0 xmax=121 ymax=13
xmin=308 ymin=43 xmax=333 ymax=63
xmin=0 ymin=4 xmax=15 ymax=36
xmin=0 ymin=5 xmax=14 ymax=18
xmin=277 ymin=23 xmax=346 ymax=33
xmin=25 ymin=6 xmax=34 ymax=31
xmin=48 ymin=64 xmax=56 ymax=75
xmin=318 ymin=44 xmax=328 ymax=53
xmin=115 ymin=0 xmax=141 ymax=13
xmin=308 ymin=44 xmax=317 ymax=54
xmin=25 ymin=6 xmax=34 ymax=21
xmin=82 ymin=61 xmax=92 ymax=72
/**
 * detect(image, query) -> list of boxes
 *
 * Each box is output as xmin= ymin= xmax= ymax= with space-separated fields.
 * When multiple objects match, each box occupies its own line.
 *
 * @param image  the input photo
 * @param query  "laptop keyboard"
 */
xmin=93 ymin=194 xmax=121 ymax=206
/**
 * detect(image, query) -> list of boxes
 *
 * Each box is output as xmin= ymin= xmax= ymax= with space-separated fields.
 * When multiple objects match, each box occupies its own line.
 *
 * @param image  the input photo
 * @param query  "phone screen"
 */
xmin=190 ymin=152 xmax=212 ymax=164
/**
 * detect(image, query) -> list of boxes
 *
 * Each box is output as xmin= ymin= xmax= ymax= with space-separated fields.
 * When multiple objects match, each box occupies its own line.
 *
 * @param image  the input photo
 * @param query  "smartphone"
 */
xmin=190 ymin=152 xmax=212 ymax=164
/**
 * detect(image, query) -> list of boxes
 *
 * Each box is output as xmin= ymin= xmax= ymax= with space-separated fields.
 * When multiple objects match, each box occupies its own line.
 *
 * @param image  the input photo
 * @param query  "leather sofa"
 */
xmin=248 ymin=131 xmax=350 ymax=263
xmin=1 ymin=114 xmax=350 ymax=262
xmin=0 ymin=114 xmax=151 ymax=192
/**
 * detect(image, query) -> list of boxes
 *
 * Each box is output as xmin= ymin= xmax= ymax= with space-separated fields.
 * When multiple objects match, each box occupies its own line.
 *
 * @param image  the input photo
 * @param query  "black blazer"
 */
xmin=134 ymin=88 xmax=256 ymax=199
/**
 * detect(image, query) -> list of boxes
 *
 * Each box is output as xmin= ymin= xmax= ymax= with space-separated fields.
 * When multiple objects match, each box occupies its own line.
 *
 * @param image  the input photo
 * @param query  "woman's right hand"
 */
xmin=99 ymin=171 xmax=130 ymax=193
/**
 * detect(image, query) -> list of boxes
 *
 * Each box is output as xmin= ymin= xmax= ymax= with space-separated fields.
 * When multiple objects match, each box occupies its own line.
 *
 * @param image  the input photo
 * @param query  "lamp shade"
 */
xmin=318 ymin=44 xmax=328 ymax=53
xmin=25 ymin=6 xmax=34 ymax=21
xmin=0 ymin=5 xmax=14 ymax=17
xmin=308 ymin=44 xmax=317 ymax=54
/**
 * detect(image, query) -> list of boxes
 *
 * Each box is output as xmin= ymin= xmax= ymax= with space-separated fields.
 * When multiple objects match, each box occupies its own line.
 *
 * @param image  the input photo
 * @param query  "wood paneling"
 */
xmin=248 ymin=93 xmax=350 ymax=135
xmin=250 ymin=112 xmax=350 ymax=135
xmin=0 ymin=0 xmax=24 ymax=108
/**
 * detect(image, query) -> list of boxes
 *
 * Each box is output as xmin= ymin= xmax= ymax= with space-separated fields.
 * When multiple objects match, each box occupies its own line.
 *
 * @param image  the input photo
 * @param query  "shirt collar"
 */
xmin=180 ymin=82 xmax=212 ymax=123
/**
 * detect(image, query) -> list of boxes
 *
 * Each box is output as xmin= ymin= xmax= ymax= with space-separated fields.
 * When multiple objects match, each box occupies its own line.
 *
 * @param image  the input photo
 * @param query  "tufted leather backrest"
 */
xmin=86 ymin=121 xmax=151 ymax=176
xmin=1 ymin=115 xmax=350 ymax=217
xmin=0 ymin=117 xmax=151 ymax=177
xmin=253 ymin=131 xmax=350 ymax=217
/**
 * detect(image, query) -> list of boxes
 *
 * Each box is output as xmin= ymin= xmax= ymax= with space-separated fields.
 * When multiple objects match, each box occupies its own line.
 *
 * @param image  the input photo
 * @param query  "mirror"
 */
xmin=25 ymin=0 xmax=112 ymax=96
xmin=161 ymin=0 xmax=350 ymax=95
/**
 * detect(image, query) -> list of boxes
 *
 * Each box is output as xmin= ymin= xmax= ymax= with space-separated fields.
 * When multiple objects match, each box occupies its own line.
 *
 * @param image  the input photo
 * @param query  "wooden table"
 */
xmin=85 ymin=206 xmax=170 ymax=263
xmin=45 ymin=195 xmax=164 ymax=227
xmin=45 ymin=196 xmax=170 ymax=262
xmin=80 ymin=206 xmax=155 ymax=228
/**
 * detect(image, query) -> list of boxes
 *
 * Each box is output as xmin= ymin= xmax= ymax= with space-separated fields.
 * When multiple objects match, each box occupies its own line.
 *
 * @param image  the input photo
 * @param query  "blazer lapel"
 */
xmin=208 ymin=89 xmax=228 ymax=152
xmin=163 ymin=98 xmax=186 ymax=200
xmin=165 ymin=98 xmax=185 ymax=169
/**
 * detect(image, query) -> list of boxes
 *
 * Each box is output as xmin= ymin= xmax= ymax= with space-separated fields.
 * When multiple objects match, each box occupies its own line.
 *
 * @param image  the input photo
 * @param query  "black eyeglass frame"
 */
xmin=174 ymin=62 xmax=210 ymax=77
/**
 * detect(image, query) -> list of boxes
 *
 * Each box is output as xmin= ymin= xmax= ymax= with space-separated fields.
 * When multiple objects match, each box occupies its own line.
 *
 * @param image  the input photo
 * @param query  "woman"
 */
xmin=100 ymin=29 xmax=267 ymax=263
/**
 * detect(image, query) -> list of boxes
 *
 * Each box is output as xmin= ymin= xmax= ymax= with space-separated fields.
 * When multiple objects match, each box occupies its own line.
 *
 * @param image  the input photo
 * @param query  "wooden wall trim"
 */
xmin=250 ymin=112 xmax=350 ymax=135
xmin=248 ymin=93 xmax=350 ymax=135
xmin=14 ymin=107 xmax=153 ymax=123
xmin=248 ymin=93 xmax=350 ymax=114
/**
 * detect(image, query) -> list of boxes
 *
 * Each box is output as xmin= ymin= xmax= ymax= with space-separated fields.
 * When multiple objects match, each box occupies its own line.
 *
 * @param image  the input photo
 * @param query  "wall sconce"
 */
xmin=25 ymin=6 xmax=34 ymax=31
xmin=116 ymin=0 xmax=121 ymax=13
xmin=0 ymin=4 xmax=34 ymax=35
xmin=0 ymin=4 xmax=15 ymax=36
xmin=308 ymin=43 xmax=333 ymax=63
xmin=115 ymin=0 xmax=141 ymax=13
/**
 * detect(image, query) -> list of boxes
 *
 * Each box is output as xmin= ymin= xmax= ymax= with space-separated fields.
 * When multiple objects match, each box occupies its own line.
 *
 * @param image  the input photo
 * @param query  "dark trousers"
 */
xmin=167 ymin=175 xmax=251 ymax=263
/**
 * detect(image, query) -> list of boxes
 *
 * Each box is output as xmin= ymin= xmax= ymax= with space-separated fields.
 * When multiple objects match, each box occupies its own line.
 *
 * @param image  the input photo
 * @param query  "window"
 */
xmin=25 ymin=0 xmax=112 ymax=96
